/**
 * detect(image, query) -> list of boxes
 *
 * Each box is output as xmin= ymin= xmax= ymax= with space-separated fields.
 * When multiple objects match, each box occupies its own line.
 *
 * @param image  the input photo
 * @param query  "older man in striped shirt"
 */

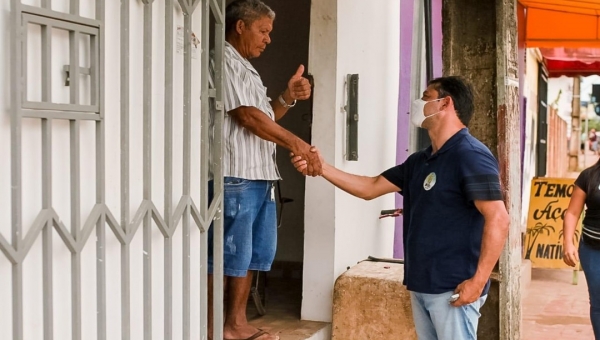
xmin=207 ymin=1 xmax=319 ymax=339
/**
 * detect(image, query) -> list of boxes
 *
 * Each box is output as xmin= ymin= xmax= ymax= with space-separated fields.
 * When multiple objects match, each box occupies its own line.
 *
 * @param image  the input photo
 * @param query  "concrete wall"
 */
xmin=303 ymin=0 xmax=400 ymax=322
xmin=442 ymin=3 xmax=501 ymax=337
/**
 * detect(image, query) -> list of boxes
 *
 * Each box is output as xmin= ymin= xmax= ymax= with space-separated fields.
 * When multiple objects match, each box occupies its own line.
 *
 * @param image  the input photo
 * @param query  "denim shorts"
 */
xmin=207 ymin=177 xmax=277 ymax=277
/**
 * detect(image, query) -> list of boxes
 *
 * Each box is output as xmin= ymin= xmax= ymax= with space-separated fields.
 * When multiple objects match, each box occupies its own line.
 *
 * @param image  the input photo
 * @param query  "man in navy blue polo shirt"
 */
xmin=292 ymin=76 xmax=509 ymax=340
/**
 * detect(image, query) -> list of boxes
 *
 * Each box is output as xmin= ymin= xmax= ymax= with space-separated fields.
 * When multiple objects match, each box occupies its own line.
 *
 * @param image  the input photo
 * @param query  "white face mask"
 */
xmin=410 ymin=98 xmax=443 ymax=128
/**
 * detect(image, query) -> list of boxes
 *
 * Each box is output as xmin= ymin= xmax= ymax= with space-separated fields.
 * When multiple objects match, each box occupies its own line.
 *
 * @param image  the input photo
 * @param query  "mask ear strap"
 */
xmin=439 ymin=96 xmax=449 ymax=110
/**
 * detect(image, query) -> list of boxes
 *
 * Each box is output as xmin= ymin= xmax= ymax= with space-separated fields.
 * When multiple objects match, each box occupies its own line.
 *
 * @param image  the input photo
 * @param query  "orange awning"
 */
xmin=519 ymin=0 xmax=600 ymax=48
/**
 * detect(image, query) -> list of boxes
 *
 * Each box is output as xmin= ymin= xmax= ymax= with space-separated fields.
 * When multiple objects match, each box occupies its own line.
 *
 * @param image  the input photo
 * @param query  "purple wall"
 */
xmin=394 ymin=0 xmax=443 ymax=258
xmin=432 ymin=0 xmax=443 ymax=79
xmin=393 ymin=0 xmax=413 ymax=259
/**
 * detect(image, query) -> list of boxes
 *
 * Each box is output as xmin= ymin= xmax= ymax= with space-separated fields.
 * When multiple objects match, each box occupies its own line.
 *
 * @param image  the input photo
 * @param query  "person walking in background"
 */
xmin=292 ymin=76 xmax=509 ymax=340
xmin=207 ymin=1 xmax=320 ymax=339
xmin=589 ymin=128 xmax=598 ymax=155
xmin=563 ymin=160 xmax=600 ymax=339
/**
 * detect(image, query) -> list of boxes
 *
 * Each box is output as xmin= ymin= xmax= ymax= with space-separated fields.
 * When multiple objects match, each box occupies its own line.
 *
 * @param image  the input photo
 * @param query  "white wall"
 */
xmin=580 ymin=75 xmax=600 ymax=126
xmin=581 ymin=75 xmax=600 ymax=103
xmin=303 ymin=0 xmax=399 ymax=322
xmin=1 ymin=0 xmax=205 ymax=338
xmin=333 ymin=0 xmax=399 ymax=275
xmin=521 ymin=49 xmax=540 ymax=230
xmin=548 ymin=76 xmax=574 ymax=131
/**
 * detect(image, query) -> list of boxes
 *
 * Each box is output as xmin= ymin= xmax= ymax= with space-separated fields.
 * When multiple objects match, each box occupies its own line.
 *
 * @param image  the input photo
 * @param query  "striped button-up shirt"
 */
xmin=209 ymin=42 xmax=280 ymax=180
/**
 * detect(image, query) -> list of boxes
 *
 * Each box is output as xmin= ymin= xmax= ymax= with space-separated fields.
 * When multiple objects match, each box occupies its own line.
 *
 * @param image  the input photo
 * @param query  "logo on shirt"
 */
xmin=423 ymin=172 xmax=436 ymax=191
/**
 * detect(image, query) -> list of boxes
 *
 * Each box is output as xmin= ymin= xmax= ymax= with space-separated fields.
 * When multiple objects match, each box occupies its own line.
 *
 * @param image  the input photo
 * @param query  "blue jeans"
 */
xmin=207 ymin=177 xmax=277 ymax=277
xmin=410 ymin=291 xmax=487 ymax=340
xmin=580 ymin=239 xmax=600 ymax=338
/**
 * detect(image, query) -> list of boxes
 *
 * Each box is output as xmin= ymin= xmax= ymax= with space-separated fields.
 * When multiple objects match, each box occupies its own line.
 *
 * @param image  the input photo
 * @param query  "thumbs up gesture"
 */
xmin=284 ymin=64 xmax=311 ymax=103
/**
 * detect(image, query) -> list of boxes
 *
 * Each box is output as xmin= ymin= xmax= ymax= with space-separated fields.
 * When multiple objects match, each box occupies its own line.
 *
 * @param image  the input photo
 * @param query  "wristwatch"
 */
xmin=278 ymin=94 xmax=297 ymax=108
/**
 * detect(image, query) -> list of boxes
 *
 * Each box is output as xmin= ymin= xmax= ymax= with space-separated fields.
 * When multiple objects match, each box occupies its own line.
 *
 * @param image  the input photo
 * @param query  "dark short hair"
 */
xmin=428 ymin=76 xmax=474 ymax=126
xmin=225 ymin=0 xmax=275 ymax=34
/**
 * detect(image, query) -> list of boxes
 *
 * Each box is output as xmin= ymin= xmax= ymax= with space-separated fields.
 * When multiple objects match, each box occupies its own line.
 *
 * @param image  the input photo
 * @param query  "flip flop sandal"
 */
xmin=224 ymin=329 xmax=277 ymax=340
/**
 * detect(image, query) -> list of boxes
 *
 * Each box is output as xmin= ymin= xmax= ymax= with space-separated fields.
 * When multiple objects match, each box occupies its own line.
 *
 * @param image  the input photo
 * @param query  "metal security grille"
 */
xmin=4 ymin=0 xmax=225 ymax=339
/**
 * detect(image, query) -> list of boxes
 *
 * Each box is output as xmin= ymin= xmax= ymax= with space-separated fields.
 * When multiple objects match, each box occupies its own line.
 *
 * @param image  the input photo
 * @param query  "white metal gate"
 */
xmin=2 ymin=0 xmax=225 ymax=338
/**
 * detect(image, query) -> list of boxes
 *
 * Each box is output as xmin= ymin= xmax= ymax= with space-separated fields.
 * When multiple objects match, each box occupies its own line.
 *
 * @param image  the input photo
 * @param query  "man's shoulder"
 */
xmin=446 ymin=134 xmax=499 ymax=175
xmin=457 ymin=134 xmax=496 ymax=159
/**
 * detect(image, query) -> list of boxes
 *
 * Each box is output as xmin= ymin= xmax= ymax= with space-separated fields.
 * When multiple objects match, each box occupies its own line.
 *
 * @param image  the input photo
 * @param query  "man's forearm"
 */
xmin=322 ymin=163 xmax=399 ymax=200
xmin=322 ymin=163 xmax=377 ymax=200
xmin=473 ymin=217 xmax=509 ymax=285
xmin=233 ymin=106 xmax=305 ymax=152
xmin=233 ymin=106 xmax=322 ymax=176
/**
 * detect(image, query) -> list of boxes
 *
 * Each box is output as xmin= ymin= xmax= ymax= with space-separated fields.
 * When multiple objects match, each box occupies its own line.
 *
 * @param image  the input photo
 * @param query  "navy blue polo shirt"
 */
xmin=381 ymin=128 xmax=502 ymax=295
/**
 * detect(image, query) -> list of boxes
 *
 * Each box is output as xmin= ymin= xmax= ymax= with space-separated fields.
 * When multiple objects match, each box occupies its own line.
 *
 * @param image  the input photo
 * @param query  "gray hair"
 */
xmin=225 ymin=0 xmax=275 ymax=34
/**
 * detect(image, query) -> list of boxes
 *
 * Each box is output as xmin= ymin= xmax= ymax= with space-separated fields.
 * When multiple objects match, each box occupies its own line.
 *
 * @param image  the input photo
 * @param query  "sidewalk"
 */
xmin=571 ymin=149 xmax=599 ymax=177
xmin=522 ymin=268 xmax=593 ymax=339
xmin=522 ymin=150 xmax=597 ymax=339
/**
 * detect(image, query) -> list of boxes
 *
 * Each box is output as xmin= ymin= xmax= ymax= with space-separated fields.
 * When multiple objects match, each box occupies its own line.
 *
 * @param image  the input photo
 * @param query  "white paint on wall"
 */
xmin=333 ymin=0 xmax=399 ymax=277
xmin=303 ymin=0 xmax=400 ymax=322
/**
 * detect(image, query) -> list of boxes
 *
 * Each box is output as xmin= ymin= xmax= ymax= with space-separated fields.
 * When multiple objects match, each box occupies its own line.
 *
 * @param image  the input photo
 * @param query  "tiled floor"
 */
xmin=245 ymin=275 xmax=329 ymax=340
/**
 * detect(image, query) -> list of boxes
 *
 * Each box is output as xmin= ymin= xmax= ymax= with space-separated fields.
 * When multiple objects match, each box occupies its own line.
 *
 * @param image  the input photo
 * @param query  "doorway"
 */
xmin=248 ymin=0 xmax=312 ymax=319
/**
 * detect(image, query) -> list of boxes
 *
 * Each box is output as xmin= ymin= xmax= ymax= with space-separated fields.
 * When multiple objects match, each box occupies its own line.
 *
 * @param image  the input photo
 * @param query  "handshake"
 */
xmin=289 ymin=145 xmax=323 ymax=177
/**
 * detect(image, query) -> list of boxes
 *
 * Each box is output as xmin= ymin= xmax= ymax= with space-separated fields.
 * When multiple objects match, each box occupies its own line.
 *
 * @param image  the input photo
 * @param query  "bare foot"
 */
xmin=223 ymin=325 xmax=279 ymax=340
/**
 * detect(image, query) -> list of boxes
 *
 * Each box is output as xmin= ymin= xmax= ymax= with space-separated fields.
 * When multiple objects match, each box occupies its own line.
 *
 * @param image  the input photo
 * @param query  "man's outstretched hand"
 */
xmin=290 ymin=146 xmax=322 ymax=177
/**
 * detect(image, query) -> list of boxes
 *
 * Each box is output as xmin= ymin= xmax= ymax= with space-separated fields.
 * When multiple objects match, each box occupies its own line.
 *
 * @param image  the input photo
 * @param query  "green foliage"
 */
xmin=586 ymin=119 xmax=600 ymax=131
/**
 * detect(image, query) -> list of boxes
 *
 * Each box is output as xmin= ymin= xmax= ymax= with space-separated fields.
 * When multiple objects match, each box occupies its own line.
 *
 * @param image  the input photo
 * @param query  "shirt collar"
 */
xmin=424 ymin=128 xmax=469 ymax=158
xmin=225 ymin=41 xmax=260 ymax=76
